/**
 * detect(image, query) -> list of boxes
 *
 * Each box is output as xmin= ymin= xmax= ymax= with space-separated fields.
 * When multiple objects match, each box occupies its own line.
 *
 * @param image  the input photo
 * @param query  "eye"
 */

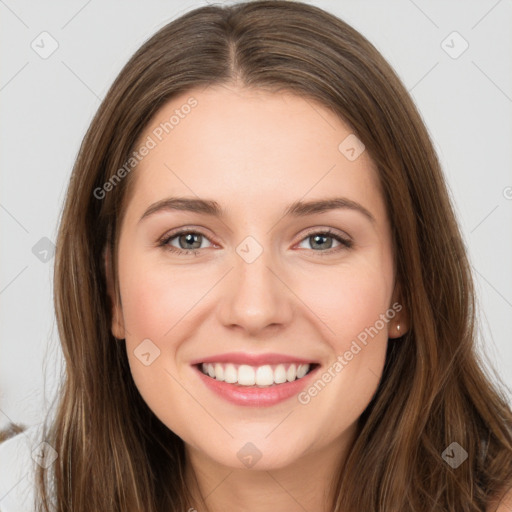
xmin=296 ymin=228 xmax=353 ymax=255
xmin=158 ymin=230 xmax=214 ymax=256
xmin=158 ymin=228 xmax=352 ymax=256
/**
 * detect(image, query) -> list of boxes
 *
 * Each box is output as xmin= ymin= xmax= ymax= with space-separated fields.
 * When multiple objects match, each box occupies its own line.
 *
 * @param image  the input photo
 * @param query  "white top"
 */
xmin=0 ymin=425 xmax=44 ymax=512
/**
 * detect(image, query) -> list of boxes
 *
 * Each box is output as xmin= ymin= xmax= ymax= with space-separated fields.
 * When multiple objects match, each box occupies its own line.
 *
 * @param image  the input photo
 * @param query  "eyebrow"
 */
xmin=138 ymin=196 xmax=376 ymax=224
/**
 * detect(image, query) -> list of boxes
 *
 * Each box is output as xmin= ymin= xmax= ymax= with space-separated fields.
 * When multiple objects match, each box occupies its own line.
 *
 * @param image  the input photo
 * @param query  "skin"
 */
xmin=106 ymin=84 xmax=409 ymax=512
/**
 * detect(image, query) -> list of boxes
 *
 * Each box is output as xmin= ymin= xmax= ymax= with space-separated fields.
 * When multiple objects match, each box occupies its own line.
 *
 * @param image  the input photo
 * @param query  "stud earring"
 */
xmin=396 ymin=324 xmax=401 ymax=333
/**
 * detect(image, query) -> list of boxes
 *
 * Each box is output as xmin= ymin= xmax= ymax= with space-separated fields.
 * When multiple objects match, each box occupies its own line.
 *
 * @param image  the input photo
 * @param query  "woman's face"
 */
xmin=108 ymin=84 xmax=404 ymax=471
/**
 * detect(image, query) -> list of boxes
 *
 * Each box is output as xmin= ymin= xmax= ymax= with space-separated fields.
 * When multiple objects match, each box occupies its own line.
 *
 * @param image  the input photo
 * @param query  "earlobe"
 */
xmin=389 ymin=280 xmax=409 ymax=339
xmin=103 ymin=244 xmax=125 ymax=340
xmin=390 ymin=321 xmax=407 ymax=339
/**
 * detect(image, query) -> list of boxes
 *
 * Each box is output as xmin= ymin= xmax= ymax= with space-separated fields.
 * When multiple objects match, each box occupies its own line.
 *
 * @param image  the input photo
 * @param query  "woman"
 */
xmin=1 ymin=1 xmax=511 ymax=510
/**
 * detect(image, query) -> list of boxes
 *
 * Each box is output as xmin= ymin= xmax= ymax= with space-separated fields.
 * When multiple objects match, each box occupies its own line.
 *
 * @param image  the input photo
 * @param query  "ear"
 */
xmin=103 ymin=244 xmax=126 ymax=340
xmin=388 ymin=279 xmax=409 ymax=339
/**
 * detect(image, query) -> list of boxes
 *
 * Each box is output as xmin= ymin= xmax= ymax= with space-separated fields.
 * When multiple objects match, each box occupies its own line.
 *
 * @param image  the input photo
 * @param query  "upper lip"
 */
xmin=190 ymin=352 xmax=318 ymax=366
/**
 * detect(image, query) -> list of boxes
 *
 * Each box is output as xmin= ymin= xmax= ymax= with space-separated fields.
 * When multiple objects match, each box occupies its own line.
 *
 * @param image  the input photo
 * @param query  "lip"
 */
xmin=193 ymin=362 xmax=320 ymax=407
xmin=190 ymin=352 xmax=317 ymax=366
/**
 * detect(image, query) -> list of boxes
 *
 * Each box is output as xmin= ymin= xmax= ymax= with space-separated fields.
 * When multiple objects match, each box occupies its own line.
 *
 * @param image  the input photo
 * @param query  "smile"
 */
xmin=198 ymin=362 xmax=314 ymax=387
xmin=192 ymin=356 xmax=320 ymax=406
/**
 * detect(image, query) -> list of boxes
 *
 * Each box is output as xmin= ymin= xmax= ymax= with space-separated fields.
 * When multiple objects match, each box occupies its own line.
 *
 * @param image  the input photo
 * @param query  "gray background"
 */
xmin=1 ymin=0 xmax=511 ymax=430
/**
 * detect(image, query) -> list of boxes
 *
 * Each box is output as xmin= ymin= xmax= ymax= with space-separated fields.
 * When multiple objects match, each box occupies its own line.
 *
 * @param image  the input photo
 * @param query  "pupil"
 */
xmin=313 ymin=234 xmax=331 ymax=249
xmin=182 ymin=233 xmax=200 ymax=249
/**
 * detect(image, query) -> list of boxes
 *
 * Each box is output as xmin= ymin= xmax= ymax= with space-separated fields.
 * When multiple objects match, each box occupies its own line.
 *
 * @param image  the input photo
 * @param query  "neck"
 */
xmin=184 ymin=424 xmax=357 ymax=512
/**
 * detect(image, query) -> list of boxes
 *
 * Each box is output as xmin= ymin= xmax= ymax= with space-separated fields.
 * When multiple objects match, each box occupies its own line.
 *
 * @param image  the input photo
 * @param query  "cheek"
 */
xmin=119 ymin=259 xmax=196 ymax=428
xmin=295 ymin=261 xmax=393 ymax=349
xmin=117 ymin=251 xmax=179 ymax=383
xmin=119 ymin=253 xmax=200 ymax=340
xmin=292 ymin=263 xmax=394 ymax=423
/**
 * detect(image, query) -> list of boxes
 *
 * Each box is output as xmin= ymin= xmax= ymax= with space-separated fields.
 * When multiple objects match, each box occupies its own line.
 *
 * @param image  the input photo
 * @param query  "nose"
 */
xmin=217 ymin=246 xmax=294 ymax=336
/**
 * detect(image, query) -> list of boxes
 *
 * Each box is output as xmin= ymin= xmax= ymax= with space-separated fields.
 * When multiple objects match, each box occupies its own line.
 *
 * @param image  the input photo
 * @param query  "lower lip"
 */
xmin=194 ymin=365 xmax=319 ymax=407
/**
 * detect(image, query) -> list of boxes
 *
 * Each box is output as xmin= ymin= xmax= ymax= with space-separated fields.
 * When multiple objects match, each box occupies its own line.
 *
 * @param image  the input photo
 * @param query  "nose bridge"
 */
xmin=218 ymin=235 xmax=293 ymax=333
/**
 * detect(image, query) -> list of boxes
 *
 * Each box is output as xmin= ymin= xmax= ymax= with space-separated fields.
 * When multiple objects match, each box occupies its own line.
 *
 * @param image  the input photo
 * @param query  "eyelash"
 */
xmin=157 ymin=228 xmax=353 ymax=257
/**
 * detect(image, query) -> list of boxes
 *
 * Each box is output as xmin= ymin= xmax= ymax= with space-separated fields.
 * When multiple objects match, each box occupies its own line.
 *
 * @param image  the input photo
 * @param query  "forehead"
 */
xmin=123 ymin=84 xmax=385 ymax=225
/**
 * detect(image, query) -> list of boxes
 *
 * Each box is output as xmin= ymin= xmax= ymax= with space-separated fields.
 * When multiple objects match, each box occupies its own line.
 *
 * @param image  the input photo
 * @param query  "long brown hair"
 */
xmin=36 ymin=1 xmax=512 ymax=510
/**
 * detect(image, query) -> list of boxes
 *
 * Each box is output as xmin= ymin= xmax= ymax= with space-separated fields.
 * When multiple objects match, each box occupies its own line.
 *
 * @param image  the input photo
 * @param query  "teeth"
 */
xmin=224 ymin=363 xmax=237 ymax=383
xmin=238 ymin=365 xmax=256 ymax=385
xmin=200 ymin=362 xmax=312 ymax=386
xmin=214 ymin=363 xmax=224 ymax=381
xmin=286 ymin=364 xmax=297 ymax=382
xmin=255 ymin=365 xmax=274 ymax=386
xmin=296 ymin=364 xmax=308 ymax=379
xmin=274 ymin=364 xmax=287 ymax=384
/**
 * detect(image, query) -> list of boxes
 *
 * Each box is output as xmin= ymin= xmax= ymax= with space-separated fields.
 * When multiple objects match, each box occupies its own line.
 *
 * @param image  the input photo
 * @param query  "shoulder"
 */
xmin=487 ymin=483 xmax=512 ymax=512
xmin=0 ymin=424 xmax=44 ymax=512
